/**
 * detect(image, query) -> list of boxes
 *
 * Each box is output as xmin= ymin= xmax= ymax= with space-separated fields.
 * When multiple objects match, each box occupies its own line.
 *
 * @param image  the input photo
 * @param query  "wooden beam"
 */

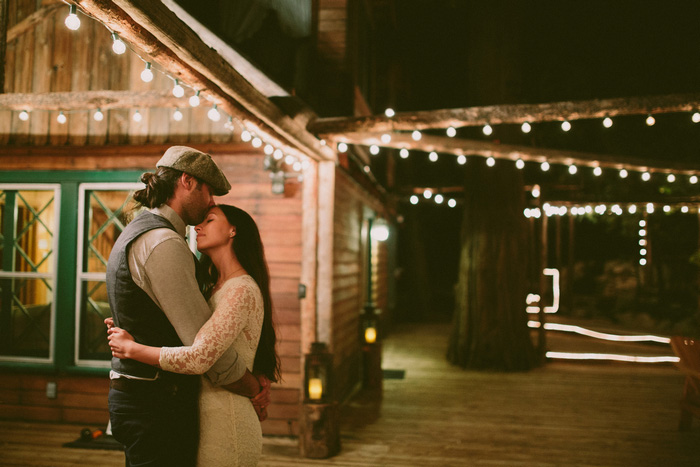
xmin=0 ymin=90 xmax=186 ymax=110
xmin=331 ymin=132 xmax=700 ymax=174
xmin=0 ymin=0 xmax=7 ymax=93
xmin=6 ymin=2 xmax=62 ymax=43
xmin=75 ymin=0 xmax=334 ymax=162
xmin=309 ymin=93 xmax=700 ymax=135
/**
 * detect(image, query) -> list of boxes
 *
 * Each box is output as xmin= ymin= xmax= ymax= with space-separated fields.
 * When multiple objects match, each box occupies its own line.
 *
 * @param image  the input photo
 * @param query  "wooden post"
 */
xmin=362 ymin=342 xmax=383 ymax=393
xmin=567 ymin=214 xmax=575 ymax=315
xmin=0 ymin=0 xmax=7 ymax=93
xmin=299 ymin=402 xmax=341 ymax=458
xmin=538 ymin=212 xmax=548 ymax=362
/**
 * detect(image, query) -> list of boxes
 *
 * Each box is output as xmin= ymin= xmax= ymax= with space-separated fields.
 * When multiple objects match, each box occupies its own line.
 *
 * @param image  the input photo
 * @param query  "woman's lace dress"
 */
xmin=159 ymin=275 xmax=264 ymax=466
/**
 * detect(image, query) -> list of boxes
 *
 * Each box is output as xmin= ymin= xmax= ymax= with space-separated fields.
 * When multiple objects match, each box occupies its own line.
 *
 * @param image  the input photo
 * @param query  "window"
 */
xmin=75 ymin=184 xmax=143 ymax=367
xmin=0 ymin=185 xmax=60 ymax=362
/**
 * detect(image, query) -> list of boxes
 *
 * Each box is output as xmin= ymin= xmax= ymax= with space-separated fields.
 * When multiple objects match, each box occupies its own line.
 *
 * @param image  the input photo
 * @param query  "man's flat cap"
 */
xmin=156 ymin=146 xmax=231 ymax=196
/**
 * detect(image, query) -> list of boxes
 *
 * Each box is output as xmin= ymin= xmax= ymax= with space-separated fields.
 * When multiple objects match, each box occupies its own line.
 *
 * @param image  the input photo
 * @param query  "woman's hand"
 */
xmin=108 ymin=327 xmax=136 ymax=359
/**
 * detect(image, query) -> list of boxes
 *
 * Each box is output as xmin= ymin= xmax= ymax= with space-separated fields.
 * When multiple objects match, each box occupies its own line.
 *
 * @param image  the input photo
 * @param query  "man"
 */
xmin=106 ymin=146 xmax=269 ymax=467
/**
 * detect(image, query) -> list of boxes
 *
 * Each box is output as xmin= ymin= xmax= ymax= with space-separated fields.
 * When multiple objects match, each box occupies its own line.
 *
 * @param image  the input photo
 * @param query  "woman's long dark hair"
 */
xmin=200 ymin=204 xmax=281 ymax=383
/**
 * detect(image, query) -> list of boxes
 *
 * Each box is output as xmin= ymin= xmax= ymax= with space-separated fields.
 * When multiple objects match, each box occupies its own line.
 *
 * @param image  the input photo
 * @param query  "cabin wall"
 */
xmin=331 ymin=168 xmax=388 ymax=400
xmin=0 ymin=147 xmax=303 ymax=436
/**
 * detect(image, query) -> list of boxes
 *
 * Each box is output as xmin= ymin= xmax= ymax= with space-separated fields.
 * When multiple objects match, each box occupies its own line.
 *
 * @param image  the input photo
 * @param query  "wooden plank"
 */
xmin=86 ymin=20 xmax=110 ymax=145
xmin=0 ymin=90 xmax=189 ymax=110
xmin=9 ymin=14 xmax=33 ymax=144
xmin=6 ymin=2 xmax=61 ymax=43
xmin=49 ymin=7 xmax=72 ymax=145
xmin=29 ymin=15 xmax=52 ymax=145
xmin=0 ymin=0 xmax=12 ymax=144
xmin=67 ymin=14 xmax=92 ymax=145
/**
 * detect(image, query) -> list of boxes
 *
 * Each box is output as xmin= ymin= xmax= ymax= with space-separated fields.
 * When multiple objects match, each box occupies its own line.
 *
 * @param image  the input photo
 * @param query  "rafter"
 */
xmin=0 ymin=90 xmax=185 ymax=110
xmin=309 ymin=93 xmax=700 ymax=135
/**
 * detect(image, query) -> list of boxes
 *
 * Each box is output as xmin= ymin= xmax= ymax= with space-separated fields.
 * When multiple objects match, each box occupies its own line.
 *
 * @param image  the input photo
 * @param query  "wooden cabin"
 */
xmin=0 ymin=0 xmax=392 ymax=440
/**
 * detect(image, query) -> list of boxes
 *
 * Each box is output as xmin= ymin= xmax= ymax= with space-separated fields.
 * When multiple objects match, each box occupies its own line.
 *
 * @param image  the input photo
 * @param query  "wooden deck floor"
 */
xmin=2 ymin=322 xmax=699 ymax=466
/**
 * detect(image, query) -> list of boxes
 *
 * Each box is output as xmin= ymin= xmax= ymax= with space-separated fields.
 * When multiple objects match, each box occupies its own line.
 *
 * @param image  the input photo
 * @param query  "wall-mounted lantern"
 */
xmin=304 ymin=342 xmax=333 ymax=404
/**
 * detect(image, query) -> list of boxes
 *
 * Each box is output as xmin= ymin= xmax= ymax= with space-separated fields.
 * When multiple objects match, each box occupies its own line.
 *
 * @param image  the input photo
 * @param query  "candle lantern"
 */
xmin=361 ymin=305 xmax=381 ymax=344
xmin=304 ymin=342 xmax=333 ymax=404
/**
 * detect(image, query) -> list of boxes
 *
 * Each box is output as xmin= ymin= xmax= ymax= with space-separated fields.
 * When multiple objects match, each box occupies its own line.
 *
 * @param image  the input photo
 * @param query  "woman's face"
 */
xmin=194 ymin=206 xmax=234 ymax=253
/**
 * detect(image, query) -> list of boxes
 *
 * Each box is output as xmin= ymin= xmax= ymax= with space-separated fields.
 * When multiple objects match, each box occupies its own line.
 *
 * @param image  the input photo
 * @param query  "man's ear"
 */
xmin=180 ymin=173 xmax=196 ymax=191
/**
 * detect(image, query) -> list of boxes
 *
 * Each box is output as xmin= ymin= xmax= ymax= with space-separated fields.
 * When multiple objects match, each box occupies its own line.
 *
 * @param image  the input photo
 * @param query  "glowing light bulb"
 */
xmin=399 ymin=148 xmax=409 ymax=159
xmin=337 ymin=142 xmax=348 ymax=153
xmin=603 ymin=117 xmax=613 ymax=128
xmin=381 ymin=133 xmax=391 ymax=144
xmin=561 ymin=120 xmax=571 ymax=132
xmin=273 ymin=149 xmax=284 ymax=160
xmin=646 ymin=115 xmax=655 ymax=126
xmin=173 ymin=108 xmax=183 ymax=121
xmin=385 ymin=108 xmax=395 ymax=117
xmin=132 ymin=110 xmax=142 ymax=123
xmin=411 ymin=130 xmax=422 ymax=141
xmin=693 ymin=112 xmax=700 ymax=123
xmin=252 ymin=137 xmax=263 ymax=148
xmin=241 ymin=130 xmax=252 ymax=142
xmin=111 ymin=33 xmax=126 ymax=55
xmin=434 ymin=194 xmax=444 ymax=204
xmin=429 ymin=151 xmax=438 ymax=162
xmin=482 ymin=124 xmax=493 ymax=136
xmin=189 ymin=90 xmax=201 ymax=107
xmin=423 ymin=189 xmax=433 ymax=199
xmin=65 ymin=5 xmax=80 ymax=30
xmin=628 ymin=205 xmax=637 ymax=214
xmin=56 ymin=111 xmax=67 ymax=124
xmin=172 ymin=80 xmax=185 ymax=98
xmin=515 ymin=159 xmax=525 ymax=169
xmin=619 ymin=169 xmax=628 ymax=178
xmin=446 ymin=126 xmax=456 ymax=137
xmin=19 ymin=110 xmax=29 ymax=121
xmin=410 ymin=195 xmax=419 ymax=205
xmin=207 ymin=104 xmax=221 ymax=122
xmin=369 ymin=145 xmax=380 ymax=155
xmin=639 ymin=220 xmax=646 ymax=227
xmin=541 ymin=161 xmax=550 ymax=171
xmin=141 ymin=62 xmax=154 ymax=82
xmin=93 ymin=108 xmax=104 ymax=122
xmin=521 ymin=122 xmax=532 ymax=133
xmin=285 ymin=155 xmax=295 ymax=165
xmin=667 ymin=173 xmax=676 ymax=183
xmin=448 ymin=199 xmax=457 ymax=208
xmin=641 ymin=172 xmax=651 ymax=181
xmin=646 ymin=203 xmax=654 ymax=213
xmin=264 ymin=144 xmax=274 ymax=155
xmin=486 ymin=157 xmax=495 ymax=167
xmin=457 ymin=155 xmax=467 ymax=165
xmin=663 ymin=205 xmax=671 ymax=213
xmin=593 ymin=167 xmax=602 ymax=176
xmin=568 ymin=165 xmax=577 ymax=175
xmin=531 ymin=185 xmax=540 ymax=198
xmin=691 ymin=175 xmax=698 ymax=184
xmin=224 ymin=117 xmax=234 ymax=131
xmin=682 ymin=206 xmax=689 ymax=213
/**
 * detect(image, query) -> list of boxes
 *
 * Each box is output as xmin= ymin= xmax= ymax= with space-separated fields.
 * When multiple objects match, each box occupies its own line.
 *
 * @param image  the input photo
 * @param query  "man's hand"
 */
xmin=251 ymin=375 xmax=271 ymax=421
xmin=104 ymin=317 xmax=114 ymax=330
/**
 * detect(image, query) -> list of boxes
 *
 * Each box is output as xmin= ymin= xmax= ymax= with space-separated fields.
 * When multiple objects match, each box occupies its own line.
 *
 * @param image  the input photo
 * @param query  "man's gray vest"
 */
xmin=106 ymin=210 xmax=196 ymax=379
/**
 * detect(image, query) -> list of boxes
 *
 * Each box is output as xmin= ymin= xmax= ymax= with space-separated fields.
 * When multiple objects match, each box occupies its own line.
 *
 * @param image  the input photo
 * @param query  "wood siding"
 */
xmin=317 ymin=0 xmax=347 ymax=67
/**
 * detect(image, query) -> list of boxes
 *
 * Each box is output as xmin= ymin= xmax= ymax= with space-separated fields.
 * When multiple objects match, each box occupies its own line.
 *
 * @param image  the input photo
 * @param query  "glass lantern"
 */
xmin=304 ymin=342 xmax=334 ymax=404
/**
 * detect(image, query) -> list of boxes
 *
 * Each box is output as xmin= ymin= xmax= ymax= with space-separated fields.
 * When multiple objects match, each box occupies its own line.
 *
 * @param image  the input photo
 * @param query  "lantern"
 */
xmin=361 ymin=305 xmax=380 ymax=344
xmin=304 ymin=342 xmax=333 ymax=404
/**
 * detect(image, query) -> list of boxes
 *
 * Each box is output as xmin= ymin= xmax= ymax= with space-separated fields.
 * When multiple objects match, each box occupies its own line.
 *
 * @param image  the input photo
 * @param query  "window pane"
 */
xmin=0 ymin=278 xmax=53 ymax=358
xmin=78 ymin=280 xmax=111 ymax=360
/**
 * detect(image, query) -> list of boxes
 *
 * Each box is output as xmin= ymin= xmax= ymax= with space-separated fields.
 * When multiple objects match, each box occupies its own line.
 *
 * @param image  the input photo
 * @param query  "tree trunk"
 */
xmin=447 ymin=160 xmax=537 ymax=371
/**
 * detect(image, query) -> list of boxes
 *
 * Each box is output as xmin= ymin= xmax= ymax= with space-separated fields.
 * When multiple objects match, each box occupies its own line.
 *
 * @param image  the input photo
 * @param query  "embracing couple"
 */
xmin=105 ymin=146 xmax=280 ymax=467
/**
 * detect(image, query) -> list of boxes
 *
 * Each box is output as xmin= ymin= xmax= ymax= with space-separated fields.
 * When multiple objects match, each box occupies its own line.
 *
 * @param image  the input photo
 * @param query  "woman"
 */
xmin=109 ymin=204 xmax=280 ymax=466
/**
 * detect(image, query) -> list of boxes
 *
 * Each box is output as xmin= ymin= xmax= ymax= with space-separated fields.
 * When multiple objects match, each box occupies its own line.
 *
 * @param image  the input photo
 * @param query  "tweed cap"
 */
xmin=156 ymin=146 xmax=231 ymax=196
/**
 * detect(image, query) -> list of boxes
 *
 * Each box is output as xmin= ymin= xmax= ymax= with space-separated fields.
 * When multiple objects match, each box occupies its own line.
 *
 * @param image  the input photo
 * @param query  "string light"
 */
xmin=619 ymin=169 xmax=628 ymax=178
xmin=264 ymin=144 xmax=274 ymax=155
xmin=482 ymin=124 xmax=493 ymax=136
xmin=172 ymin=108 xmax=183 ymax=121
xmin=19 ymin=110 xmax=29 ymax=121
xmin=111 ymin=33 xmax=127 ymax=55
xmin=682 ymin=206 xmax=689 ymax=213
xmin=446 ymin=126 xmax=456 ymax=137
xmin=541 ymin=161 xmax=550 ymax=171
xmin=241 ymin=130 xmax=252 ymax=142
xmin=410 ymin=195 xmax=419 ymax=205
xmin=603 ymin=117 xmax=613 ymax=128
xmin=667 ymin=173 xmax=676 ymax=183
xmin=646 ymin=203 xmax=654 ymax=213
xmin=515 ymin=159 xmax=525 ymax=169
xmin=521 ymin=122 xmax=532 ymax=133
xmin=224 ymin=116 xmax=234 ymax=131
xmin=65 ymin=5 xmax=81 ymax=30
xmin=285 ymin=155 xmax=295 ymax=165
xmin=207 ymin=104 xmax=221 ymax=122
xmin=252 ymin=137 xmax=263 ymax=148
xmin=189 ymin=90 xmax=201 ymax=107
xmin=423 ymin=189 xmax=433 ymax=199
xmin=568 ymin=165 xmax=577 ymax=175
xmin=628 ymin=205 xmax=637 ymax=214
xmin=593 ymin=167 xmax=602 ymax=176
xmin=428 ymin=151 xmax=438 ymax=162
xmin=56 ymin=111 xmax=67 ymax=124
xmin=385 ymin=108 xmax=395 ymax=117
xmin=411 ymin=130 xmax=422 ymax=141
xmin=273 ymin=149 xmax=284 ymax=160
xmin=369 ymin=145 xmax=380 ymax=155
xmin=93 ymin=108 xmax=104 ymax=121
xmin=646 ymin=115 xmax=655 ymax=126
xmin=691 ymin=175 xmax=698 ymax=184
xmin=172 ymin=79 xmax=185 ymax=98
xmin=641 ymin=172 xmax=651 ymax=181
xmin=399 ymin=148 xmax=409 ymax=159
xmin=381 ymin=133 xmax=392 ymax=144
xmin=448 ymin=199 xmax=457 ymax=208
xmin=457 ymin=155 xmax=467 ymax=165
xmin=132 ymin=110 xmax=142 ymax=123
xmin=141 ymin=62 xmax=154 ymax=82
xmin=561 ymin=120 xmax=571 ymax=132
xmin=337 ymin=142 xmax=348 ymax=153
xmin=486 ymin=156 xmax=496 ymax=167
xmin=434 ymin=194 xmax=444 ymax=204
xmin=692 ymin=112 xmax=700 ymax=123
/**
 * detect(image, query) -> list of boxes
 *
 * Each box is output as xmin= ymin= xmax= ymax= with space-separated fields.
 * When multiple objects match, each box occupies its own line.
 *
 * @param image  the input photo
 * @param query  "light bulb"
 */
xmin=682 ymin=206 xmax=689 ymax=213
xmin=561 ymin=120 xmax=571 ymax=132
xmin=521 ymin=122 xmax=532 ymax=133
xmin=457 ymin=155 xmax=467 ymax=165
xmin=423 ymin=189 xmax=432 ymax=199
xmin=568 ymin=165 xmax=577 ymax=175
xmin=482 ymin=124 xmax=493 ymax=136
xmin=411 ymin=130 xmax=422 ymax=141
xmin=693 ymin=112 xmax=700 ymax=123
xmin=667 ymin=173 xmax=675 ymax=183
xmin=141 ymin=63 xmax=154 ymax=82
xmin=410 ymin=195 xmax=419 ymax=205
xmin=628 ymin=205 xmax=637 ymax=214
xmin=94 ymin=108 xmax=104 ymax=121
xmin=641 ymin=172 xmax=651 ymax=181
xmin=172 ymin=79 xmax=185 ymax=98
xmin=264 ymin=144 xmax=274 ymax=155
xmin=646 ymin=115 xmax=655 ymax=126
xmin=385 ymin=108 xmax=395 ymax=117
xmin=273 ymin=149 xmax=284 ymax=160
xmin=399 ymin=148 xmax=409 ymax=159
xmin=207 ymin=104 xmax=221 ymax=122
xmin=19 ymin=110 xmax=29 ymax=121
xmin=111 ymin=33 xmax=126 ymax=55
xmin=515 ymin=159 xmax=525 ymax=169
xmin=189 ymin=90 xmax=201 ymax=107
xmin=65 ymin=5 xmax=81 ymax=30
xmin=435 ymin=194 xmax=444 ymax=204
xmin=133 ymin=110 xmax=142 ymax=123
xmin=429 ymin=151 xmax=438 ymax=162
xmin=337 ymin=142 xmax=348 ymax=153
xmin=691 ymin=175 xmax=698 ymax=184
xmin=241 ymin=130 xmax=252 ymax=142
xmin=486 ymin=157 xmax=495 ymax=167
xmin=541 ymin=161 xmax=550 ymax=171
xmin=381 ymin=133 xmax=391 ymax=143
xmin=593 ymin=167 xmax=602 ymax=176
xmin=446 ymin=126 xmax=456 ymax=137
xmin=603 ymin=117 xmax=613 ymax=128
xmin=224 ymin=117 xmax=234 ymax=131
xmin=448 ymin=199 xmax=457 ymax=208
xmin=252 ymin=137 xmax=263 ymax=148
xmin=369 ymin=145 xmax=380 ymax=155
xmin=619 ymin=169 xmax=628 ymax=178
xmin=173 ymin=108 xmax=183 ymax=121
xmin=57 ymin=111 xmax=67 ymax=124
